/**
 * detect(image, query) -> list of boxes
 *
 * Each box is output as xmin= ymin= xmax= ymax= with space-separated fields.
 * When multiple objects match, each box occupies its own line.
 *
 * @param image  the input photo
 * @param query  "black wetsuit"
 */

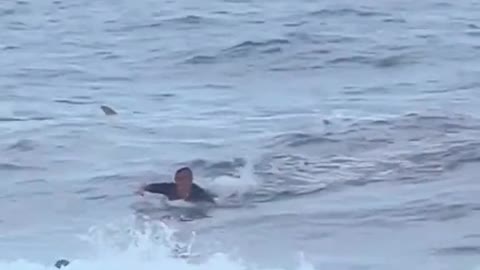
xmin=144 ymin=183 xmax=215 ymax=203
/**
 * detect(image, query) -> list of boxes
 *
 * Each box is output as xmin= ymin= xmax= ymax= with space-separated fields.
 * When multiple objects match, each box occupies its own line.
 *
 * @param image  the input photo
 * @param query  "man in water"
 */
xmin=137 ymin=167 xmax=215 ymax=204
xmin=53 ymin=168 xmax=212 ymax=269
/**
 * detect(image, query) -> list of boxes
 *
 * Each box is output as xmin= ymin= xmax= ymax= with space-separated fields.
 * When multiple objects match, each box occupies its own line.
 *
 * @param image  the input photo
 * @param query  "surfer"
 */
xmin=137 ymin=167 xmax=215 ymax=204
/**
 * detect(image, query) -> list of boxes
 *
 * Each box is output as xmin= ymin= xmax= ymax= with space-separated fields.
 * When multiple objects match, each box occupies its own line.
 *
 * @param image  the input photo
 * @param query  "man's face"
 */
xmin=175 ymin=171 xmax=192 ymax=198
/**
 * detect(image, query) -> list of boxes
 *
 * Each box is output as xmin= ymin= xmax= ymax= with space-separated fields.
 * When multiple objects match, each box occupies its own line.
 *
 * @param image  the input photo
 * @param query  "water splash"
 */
xmin=0 ymin=216 xmax=315 ymax=270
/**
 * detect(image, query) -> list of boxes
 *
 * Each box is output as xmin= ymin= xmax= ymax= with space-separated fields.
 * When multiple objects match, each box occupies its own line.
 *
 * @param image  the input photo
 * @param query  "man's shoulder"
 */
xmin=192 ymin=183 xmax=208 ymax=192
xmin=191 ymin=183 xmax=215 ymax=203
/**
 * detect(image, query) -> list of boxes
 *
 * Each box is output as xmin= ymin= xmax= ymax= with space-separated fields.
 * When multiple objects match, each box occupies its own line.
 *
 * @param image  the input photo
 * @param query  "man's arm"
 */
xmin=138 ymin=183 xmax=173 ymax=196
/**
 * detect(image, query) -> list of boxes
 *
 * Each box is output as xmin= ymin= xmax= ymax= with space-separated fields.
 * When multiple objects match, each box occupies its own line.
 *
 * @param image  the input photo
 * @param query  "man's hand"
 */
xmin=135 ymin=184 xmax=147 ymax=196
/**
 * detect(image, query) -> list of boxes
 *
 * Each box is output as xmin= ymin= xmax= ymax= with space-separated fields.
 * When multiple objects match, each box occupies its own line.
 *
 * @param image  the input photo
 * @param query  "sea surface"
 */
xmin=2 ymin=0 xmax=480 ymax=269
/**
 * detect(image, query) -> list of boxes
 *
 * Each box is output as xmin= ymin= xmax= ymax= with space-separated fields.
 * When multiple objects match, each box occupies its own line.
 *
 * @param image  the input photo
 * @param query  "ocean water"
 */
xmin=2 ymin=0 xmax=480 ymax=269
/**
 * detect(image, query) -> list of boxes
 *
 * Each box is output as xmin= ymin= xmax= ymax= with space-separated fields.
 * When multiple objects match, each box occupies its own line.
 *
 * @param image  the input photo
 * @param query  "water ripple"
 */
xmin=54 ymin=99 xmax=94 ymax=105
xmin=184 ymin=38 xmax=290 ymax=64
xmin=6 ymin=139 xmax=36 ymax=152
xmin=256 ymin=113 xmax=480 ymax=198
xmin=308 ymin=8 xmax=390 ymax=18
xmin=179 ymin=158 xmax=246 ymax=178
xmin=0 ymin=163 xmax=43 ymax=171
xmin=435 ymin=245 xmax=480 ymax=256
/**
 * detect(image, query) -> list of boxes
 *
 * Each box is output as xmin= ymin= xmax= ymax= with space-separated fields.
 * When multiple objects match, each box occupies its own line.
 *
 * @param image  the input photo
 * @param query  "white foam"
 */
xmin=0 ymin=216 xmax=315 ymax=270
xmin=205 ymin=159 xmax=259 ymax=204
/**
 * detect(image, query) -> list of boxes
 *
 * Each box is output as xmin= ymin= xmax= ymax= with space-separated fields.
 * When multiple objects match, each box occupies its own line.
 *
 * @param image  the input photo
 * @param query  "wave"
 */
xmin=183 ymin=38 xmax=290 ymax=65
xmin=0 ymin=163 xmax=43 ymax=171
xmin=435 ymin=245 xmax=480 ymax=256
xmin=115 ymin=15 xmax=216 ymax=33
xmin=326 ymin=52 xmax=419 ymax=68
xmin=54 ymin=99 xmax=94 ymax=105
xmin=256 ymin=112 xmax=480 ymax=193
xmin=308 ymin=7 xmax=390 ymax=18
xmin=162 ymin=15 xmax=208 ymax=25
xmin=5 ymin=139 xmax=37 ymax=152
xmin=0 ymin=116 xmax=53 ymax=122
xmin=0 ymin=217 xmax=314 ymax=270
xmin=178 ymin=158 xmax=246 ymax=177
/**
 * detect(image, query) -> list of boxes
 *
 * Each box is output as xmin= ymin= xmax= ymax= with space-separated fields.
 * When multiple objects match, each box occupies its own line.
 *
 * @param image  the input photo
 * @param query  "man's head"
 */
xmin=174 ymin=167 xmax=193 ymax=198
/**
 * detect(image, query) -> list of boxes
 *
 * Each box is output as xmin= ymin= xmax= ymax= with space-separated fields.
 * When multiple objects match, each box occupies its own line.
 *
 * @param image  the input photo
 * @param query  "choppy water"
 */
xmin=2 ymin=0 xmax=480 ymax=269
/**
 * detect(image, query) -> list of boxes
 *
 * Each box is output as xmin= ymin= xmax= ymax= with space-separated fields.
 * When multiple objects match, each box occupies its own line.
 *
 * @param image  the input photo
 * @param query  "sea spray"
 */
xmin=0 ymin=215 xmax=315 ymax=270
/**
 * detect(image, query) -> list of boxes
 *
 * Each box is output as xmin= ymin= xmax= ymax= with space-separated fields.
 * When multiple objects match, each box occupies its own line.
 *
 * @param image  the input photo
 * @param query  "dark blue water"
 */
xmin=2 ymin=1 xmax=480 ymax=269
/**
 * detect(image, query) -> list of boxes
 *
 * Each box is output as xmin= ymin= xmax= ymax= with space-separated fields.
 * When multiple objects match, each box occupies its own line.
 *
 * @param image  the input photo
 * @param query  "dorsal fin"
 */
xmin=100 ymin=105 xmax=117 ymax=115
xmin=54 ymin=259 xmax=70 ymax=269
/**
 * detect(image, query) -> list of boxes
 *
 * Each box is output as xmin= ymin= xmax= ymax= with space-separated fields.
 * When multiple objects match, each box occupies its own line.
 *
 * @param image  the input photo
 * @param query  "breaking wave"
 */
xmin=0 ymin=216 xmax=314 ymax=270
